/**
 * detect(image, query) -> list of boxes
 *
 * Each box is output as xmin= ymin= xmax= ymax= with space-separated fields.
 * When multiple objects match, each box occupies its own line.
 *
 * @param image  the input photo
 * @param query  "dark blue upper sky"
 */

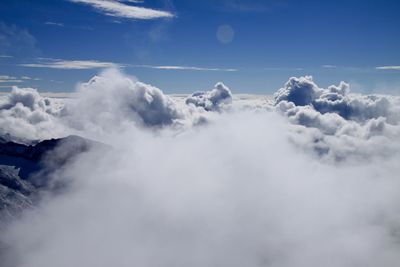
xmin=0 ymin=0 xmax=399 ymax=94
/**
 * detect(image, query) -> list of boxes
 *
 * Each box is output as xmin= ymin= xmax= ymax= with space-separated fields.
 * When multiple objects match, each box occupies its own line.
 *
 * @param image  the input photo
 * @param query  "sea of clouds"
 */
xmin=1 ymin=68 xmax=400 ymax=266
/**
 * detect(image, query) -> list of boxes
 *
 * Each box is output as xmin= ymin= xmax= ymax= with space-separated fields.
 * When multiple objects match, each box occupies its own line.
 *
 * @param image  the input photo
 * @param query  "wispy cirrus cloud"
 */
xmin=20 ymin=59 xmax=119 ymax=70
xmin=322 ymin=64 xmax=337 ymax=69
xmin=69 ymin=0 xmax=174 ymax=20
xmin=45 ymin=22 xmax=65 ymax=27
xmin=133 ymin=65 xmax=237 ymax=72
xmin=19 ymin=59 xmax=237 ymax=72
xmin=376 ymin=66 xmax=400 ymax=70
xmin=0 ymin=75 xmax=23 ymax=83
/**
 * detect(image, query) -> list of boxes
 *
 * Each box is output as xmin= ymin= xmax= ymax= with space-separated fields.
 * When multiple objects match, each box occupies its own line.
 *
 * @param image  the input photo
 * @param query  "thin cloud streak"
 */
xmin=45 ymin=22 xmax=65 ymax=27
xmin=0 ymin=75 xmax=23 ymax=83
xmin=131 ymin=65 xmax=237 ymax=72
xmin=376 ymin=66 xmax=400 ymax=70
xmin=321 ymin=65 xmax=337 ymax=68
xmin=69 ymin=0 xmax=174 ymax=20
xmin=19 ymin=59 xmax=119 ymax=70
xmin=19 ymin=59 xmax=237 ymax=72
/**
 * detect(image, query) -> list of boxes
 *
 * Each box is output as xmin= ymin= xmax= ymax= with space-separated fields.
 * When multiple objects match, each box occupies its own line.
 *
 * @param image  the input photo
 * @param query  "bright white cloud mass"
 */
xmin=1 ymin=69 xmax=400 ymax=266
xmin=69 ymin=0 xmax=174 ymax=20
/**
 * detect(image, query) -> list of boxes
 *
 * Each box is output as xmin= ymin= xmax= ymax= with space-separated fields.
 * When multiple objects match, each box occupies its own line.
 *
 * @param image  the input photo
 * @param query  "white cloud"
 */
xmin=133 ymin=65 xmax=237 ymax=72
xmin=1 ymin=70 xmax=400 ymax=266
xmin=69 ymin=0 xmax=174 ymax=20
xmin=0 ymin=75 xmax=23 ymax=83
xmin=376 ymin=66 xmax=400 ymax=70
xmin=322 ymin=64 xmax=337 ymax=68
xmin=2 ymin=109 xmax=400 ymax=267
xmin=20 ymin=60 xmax=236 ymax=72
xmin=0 ymin=80 xmax=23 ymax=83
xmin=0 ymin=86 xmax=65 ymax=141
xmin=274 ymin=76 xmax=400 ymax=161
xmin=66 ymin=68 xmax=186 ymax=129
xmin=45 ymin=22 xmax=65 ymax=27
xmin=0 ymin=55 xmax=13 ymax=58
xmin=186 ymin=82 xmax=233 ymax=111
xmin=20 ymin=59 xmax=119 ymax=70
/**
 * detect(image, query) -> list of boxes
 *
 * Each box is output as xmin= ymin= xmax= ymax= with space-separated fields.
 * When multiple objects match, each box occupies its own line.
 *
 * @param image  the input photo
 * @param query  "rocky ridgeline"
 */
xmin=0 ymin=135 xmax=100 ymax=222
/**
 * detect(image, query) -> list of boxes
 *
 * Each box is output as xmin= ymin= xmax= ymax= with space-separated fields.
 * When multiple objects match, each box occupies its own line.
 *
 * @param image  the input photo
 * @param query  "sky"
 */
xmin=0 ymin=0 xmax=399 ymax=94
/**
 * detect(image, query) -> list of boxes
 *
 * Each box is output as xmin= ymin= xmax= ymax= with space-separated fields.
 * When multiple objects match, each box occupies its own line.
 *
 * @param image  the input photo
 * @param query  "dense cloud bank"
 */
xmin=2 ymin=112 xmax=400 ymax=267
xmin=1 ymin=70 xmax=398 ymax=160
xmin=274 ymin=76 xmax=400 ymax=161
xmin=0 ymin=87 xmax=65 ymax=143
xmin=1 ymin=69 xmax=400 ymax=266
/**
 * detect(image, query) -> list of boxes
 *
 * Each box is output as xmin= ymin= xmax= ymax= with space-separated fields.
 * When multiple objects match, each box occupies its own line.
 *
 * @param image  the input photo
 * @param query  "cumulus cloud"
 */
xmin=69 ymin=0 xmax=174 ymax=20
xmin=0 ymin=69 xmax=211 ymax=143
xmin=0 ymin=87 xmax=65 ymax=142
xmin=65 ymin=69 xmax=186 ymax=131
xmin=186 ymin=82 xmax=233 ymax=111
xmin=2 ymin=70 xmax=399 ymax=163
xmin=1 ymin=70 xmax=400 ymax=266
xmin=274 ymin=76 xmax=400 ymax=161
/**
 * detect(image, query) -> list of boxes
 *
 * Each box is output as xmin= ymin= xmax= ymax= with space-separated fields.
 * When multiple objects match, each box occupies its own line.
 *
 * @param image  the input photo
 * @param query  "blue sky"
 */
xmin=0 ymin=0 xmax=399 ymax=94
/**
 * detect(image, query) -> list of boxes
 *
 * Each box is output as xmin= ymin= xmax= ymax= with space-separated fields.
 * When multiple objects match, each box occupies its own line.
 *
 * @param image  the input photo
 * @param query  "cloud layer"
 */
xmin=2 ymin=111 xmax=400 ymax=267
xmin=1 ymin=69 xmax=400 ymax=266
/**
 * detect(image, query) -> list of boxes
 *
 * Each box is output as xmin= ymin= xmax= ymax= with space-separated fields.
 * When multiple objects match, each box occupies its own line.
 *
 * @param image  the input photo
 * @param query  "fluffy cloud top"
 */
xmin=274 ymin=76 xmax=400 ymax=123
xmin=0 ymin=70 xmax=399 ymax=161
xmin=274 ymin=76 xmax=400 ymax=161
xmin=186 ymin=82 xmax=233 ymax=111
xmin=65 ymin=69 xmax=186 ymax=131
xmin=1 ymin=70 xmax=400 ymax=266
xmin=0 ymin=87 xmax=64 ymax=142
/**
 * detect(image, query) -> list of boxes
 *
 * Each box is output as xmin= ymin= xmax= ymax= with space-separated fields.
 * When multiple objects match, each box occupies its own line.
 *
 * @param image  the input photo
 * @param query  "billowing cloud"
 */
xmin=65 ymin=69 xmax=186 ymax=129
xmin=274 ymin=76 xmax=400 ymax=161
xmin=0 ymin=87 xmax=65 ymax=142
xmin=186 ymin=82 xmax=233 ymax=111
xmin=1 ymin=70 xmax=400 ymax=266
xmin=69 ymin=0 xmax=174 ymax=20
